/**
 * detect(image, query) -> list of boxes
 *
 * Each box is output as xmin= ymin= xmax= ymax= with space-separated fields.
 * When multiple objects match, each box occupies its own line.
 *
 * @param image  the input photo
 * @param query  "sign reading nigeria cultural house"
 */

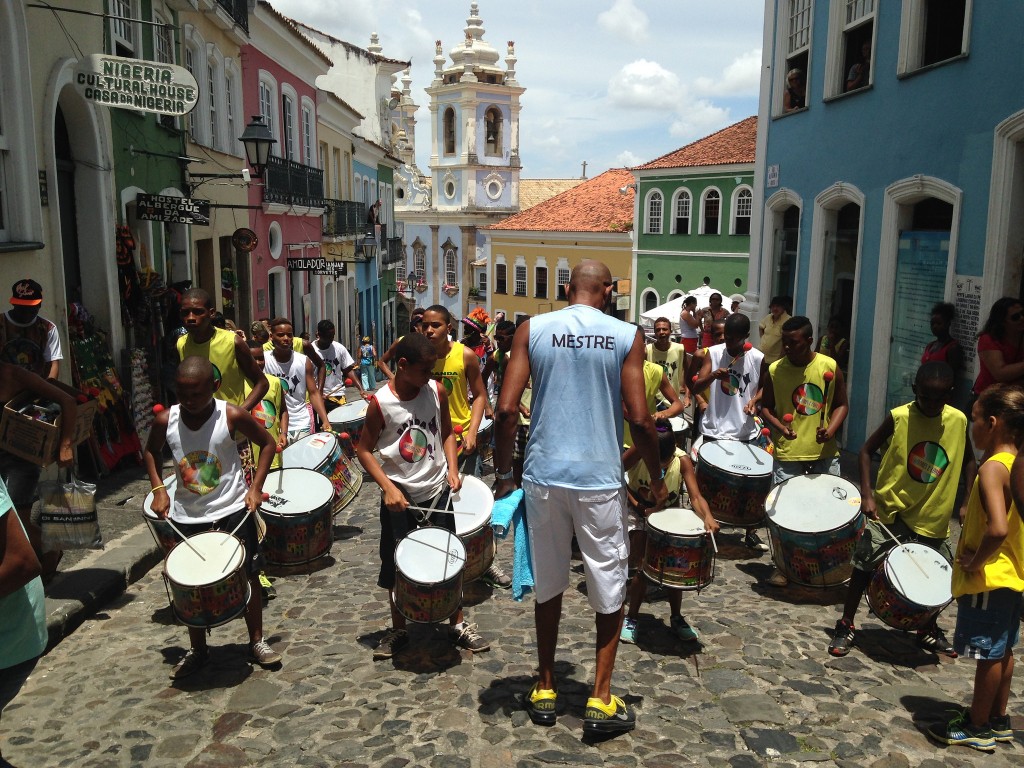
xmin=74 ymin=54 xmax=198 ymax=116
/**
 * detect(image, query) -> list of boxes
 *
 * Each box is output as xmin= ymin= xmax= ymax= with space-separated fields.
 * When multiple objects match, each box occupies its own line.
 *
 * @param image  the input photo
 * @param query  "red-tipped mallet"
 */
xmin=261 ymin=492 xmax=270 ymax=502
xmin=761 ymin=427 xmax=771 ymax=438
xmin=153 ymin=404 xmax=165 ymax=413
xmin=782 ymin=412 xmax=794 ymax=438
xmin=344 ymin=378 xmax=354 ymax=387
xmin=820 ymin=371 xmax=835 ymax=428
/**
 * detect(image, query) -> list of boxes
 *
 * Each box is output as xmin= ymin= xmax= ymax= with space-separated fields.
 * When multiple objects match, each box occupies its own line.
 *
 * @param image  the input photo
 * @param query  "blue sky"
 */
xmin=270 ymin=0 xmax=764 ymax=178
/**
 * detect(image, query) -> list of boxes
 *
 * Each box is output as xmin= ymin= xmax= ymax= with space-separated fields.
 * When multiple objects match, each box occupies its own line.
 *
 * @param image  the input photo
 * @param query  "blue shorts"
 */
xmin=953 ymin=588 xmax=1023 ymax=660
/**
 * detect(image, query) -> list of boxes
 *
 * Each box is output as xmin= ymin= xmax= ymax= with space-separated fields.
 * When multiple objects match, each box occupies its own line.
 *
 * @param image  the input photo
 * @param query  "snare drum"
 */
xmin=452 ymin=476 xmax=495 ymax=582
xmin=697 ymin=439 xmax=773 ymax=527
xmin=668 ymin=416 xmax=690 ymax=453
xmin=765 ymin=474 xmax=864 ymax=587
xmin=327 ymin=400 xmax=368 ymax=457
xmin=163 ymin=530 xmax=251 ymax=628
xmin=476 ymin=417 xmax=494 ymax=462
xmin=393 ymin=527 xmax=466 ymax=623
xmin=642 ymin=508 xmax=715 ymax=590
xmin=143 ymin=476 xmax=179 ymax=554
xmin=259 ymin=468 xmax=335 ymax=565
xmin=867 ymin=542 xmax=952 ymax=631
xmin=282 ymin=432 xmax=362 ymax=515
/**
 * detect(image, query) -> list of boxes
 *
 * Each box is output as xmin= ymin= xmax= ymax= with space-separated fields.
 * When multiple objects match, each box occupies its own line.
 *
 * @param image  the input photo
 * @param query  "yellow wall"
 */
xmin=486 ymin=230 xmax=633 ymax=320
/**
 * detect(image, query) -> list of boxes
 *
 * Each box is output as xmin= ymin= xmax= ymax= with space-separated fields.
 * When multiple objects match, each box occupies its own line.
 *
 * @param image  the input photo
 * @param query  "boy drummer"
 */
xmin=828 ymin=361 xmax=975 ymax=657
xmin=356 ymin=334 xmax=490 ymax=659
xmin=144 ymin=356 xmax=280 ymax=679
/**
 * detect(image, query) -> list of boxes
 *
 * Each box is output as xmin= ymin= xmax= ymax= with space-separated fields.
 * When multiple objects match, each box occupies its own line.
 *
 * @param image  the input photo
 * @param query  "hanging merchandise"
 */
xmin=116 ymin=225 xmax=143 ymax=329
xmin=128 ymin=348 xmax=156 ymax=446
xmin=221 ymin=266 xmax=238 ymax=310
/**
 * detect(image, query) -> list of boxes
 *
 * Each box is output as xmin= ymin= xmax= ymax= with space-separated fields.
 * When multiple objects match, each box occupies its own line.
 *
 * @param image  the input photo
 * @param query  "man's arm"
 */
xmin=2 ymin=364 xmax=78 ymax=467
xmin=143 ymin=409 xmax=171 ymax=518
xmin=494 ymin=322 xmax=531 ymax=499
xmin=0 ymin=504 xmax=42 ymax=599
xmin=461 ymin=346 xmax=486 ymax=454
xmin=653 ymin=373 xmax=683 ymax=420
xmin=817 ymin=365 xmax=849 ymax=443
xmin=305 ymin=359 xmax=332 ymax=430
xmin=623 ymin=329 xmax=666 ymax=507
xmin=234 ymin=335 xmax=268 ymax=411
xmin=858 ymin=413 xmax=894 ymax=520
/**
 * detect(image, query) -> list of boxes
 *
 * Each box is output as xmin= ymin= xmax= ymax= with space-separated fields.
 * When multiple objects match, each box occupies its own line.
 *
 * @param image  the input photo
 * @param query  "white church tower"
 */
xmin=426 ymin=2 xmax=523 ymax=212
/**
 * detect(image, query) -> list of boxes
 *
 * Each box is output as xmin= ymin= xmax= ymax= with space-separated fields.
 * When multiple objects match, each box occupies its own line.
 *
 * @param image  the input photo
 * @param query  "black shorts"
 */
xmin=377 ymin=487 xmax=454 ymax=590
xmin=173 ymin=507 xmax=263 ymax=577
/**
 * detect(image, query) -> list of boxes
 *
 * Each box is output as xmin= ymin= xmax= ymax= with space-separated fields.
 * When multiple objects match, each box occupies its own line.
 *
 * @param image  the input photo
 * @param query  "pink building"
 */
xmin=239 ymin=2 xmax=330 ymax=334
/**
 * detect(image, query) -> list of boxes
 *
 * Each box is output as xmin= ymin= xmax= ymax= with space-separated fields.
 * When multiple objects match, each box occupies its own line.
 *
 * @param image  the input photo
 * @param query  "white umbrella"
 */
xmin=639 ymin=285 xmax=726 ymax=332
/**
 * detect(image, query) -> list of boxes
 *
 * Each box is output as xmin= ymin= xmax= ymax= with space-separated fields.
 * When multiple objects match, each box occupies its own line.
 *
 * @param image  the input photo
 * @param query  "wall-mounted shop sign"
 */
xmin=287 ymin=257 xmax=347 ymax=277
xmin=136 ymin=194 xmax=210 ymax=225
xmin=75 ymin=54 xmax=198 ymax=116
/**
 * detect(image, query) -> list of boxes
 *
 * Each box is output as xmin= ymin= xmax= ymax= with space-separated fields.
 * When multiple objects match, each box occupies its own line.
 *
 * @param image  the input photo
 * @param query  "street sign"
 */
xmin=136 ymin=194 xmax=210 ymax=225
xmin=74 ymin=54 xmax=198 ymax=116
xmin=287 ymin=257 xmax=347 ymax=277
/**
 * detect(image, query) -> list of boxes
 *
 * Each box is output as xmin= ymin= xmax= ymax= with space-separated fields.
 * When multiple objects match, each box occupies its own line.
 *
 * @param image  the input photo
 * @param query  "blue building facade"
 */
xmin=750 ymin=0 xmax=1024 ymax=447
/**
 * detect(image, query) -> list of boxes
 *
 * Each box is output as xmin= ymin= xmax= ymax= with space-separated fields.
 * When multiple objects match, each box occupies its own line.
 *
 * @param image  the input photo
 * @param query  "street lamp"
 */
xmin=239 ymin=115 xmax=276 ymax=178
xmin=355 ymin=231 xmax=379 ymax=262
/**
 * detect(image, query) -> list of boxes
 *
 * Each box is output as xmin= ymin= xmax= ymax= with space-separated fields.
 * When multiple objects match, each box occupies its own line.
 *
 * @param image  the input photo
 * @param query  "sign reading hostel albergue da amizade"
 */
xmin=74 ymin=54 xmax=198 ymax=116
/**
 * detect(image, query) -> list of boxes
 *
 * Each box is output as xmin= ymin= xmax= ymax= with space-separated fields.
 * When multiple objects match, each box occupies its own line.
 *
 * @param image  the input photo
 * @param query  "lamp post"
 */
xmin=239 ymin=115 xmax=276 ymax=178
xmin=355 ymin=231 xmax=379 ymax=262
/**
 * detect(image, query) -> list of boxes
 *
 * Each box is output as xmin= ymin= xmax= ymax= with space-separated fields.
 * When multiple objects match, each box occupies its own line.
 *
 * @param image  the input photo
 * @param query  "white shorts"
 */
xmin=522 ymin=480 xmax=629 ymax=614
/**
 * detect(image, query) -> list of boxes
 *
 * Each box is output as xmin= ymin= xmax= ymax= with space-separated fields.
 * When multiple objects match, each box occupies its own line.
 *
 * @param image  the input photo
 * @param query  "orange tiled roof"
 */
xmin=488 ymin=169 xmax=635 ymax=233
xmin=634 ymin=116 xmax=757 ymax=170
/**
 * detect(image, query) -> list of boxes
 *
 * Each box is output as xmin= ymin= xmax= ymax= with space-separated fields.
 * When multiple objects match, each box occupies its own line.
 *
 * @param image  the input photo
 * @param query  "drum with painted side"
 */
xmin=697 ymin=439 xmax=773 ymax=527
xmin=327 ymin=400 xmax=368 ymax=458
xmin=642 ymin=508 xmax=715 ymax=590
xmin=259 ymin=468 xmax=335 ymax=565
xmin=452 ymin=476 xmax=495 ymax=582
xmin=765 ymin=474 xmax=864 ymax=587
xmin=143 ymin=475 xmax=180 ymax=554
xmin=867 ymin=542 xmax=952 ymax=631
xmin=163 ymin=530 xmax=250 ymax=628
xmin=393 ymin=527 xmax=466 ymax=623
xmin=282 ymin=432 xmax=362 ymax=515
xmin=476 ymin=417 xmax=495 ymax=462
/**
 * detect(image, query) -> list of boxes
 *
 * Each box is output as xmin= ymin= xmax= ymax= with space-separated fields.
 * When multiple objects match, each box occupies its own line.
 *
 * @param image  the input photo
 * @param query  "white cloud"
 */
xmin=597 ymin=0 xmax=649 ymax=44
xmin=668 ymin=101 xmax=732 ymax=142
xmin=615 ymin=149 xmax=644 ymax=167
xmin=693 ymin=48 xmax=762 ymax=96
xmin=608 ymin=59 xmax=682 ymax=111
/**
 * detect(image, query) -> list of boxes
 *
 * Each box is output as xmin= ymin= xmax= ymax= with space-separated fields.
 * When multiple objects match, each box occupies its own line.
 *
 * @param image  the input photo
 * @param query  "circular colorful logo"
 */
xmin=212 ymin=364 xmax=222 ymax=392
xmin=719 ymin=371 xmax=741 ymax=396
xmin=2 ymin=338 xmax=43 ymax=371
xmin=253 ymin=399 xmax=278 ymax=430
xmin=791 ymin=383 xmax=824 ymax=416
xmin=179 ymin=451 xmax=222 ymax=494
xmin=907 ymin=441 xmax=949 ymax=484
xmin=399 ymin=427 xmax=430 ymax=462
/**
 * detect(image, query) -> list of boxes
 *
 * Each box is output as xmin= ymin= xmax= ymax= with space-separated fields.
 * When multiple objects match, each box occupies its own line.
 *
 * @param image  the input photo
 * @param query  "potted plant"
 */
xmin=442 ymin=283 xmax=460 ymax=297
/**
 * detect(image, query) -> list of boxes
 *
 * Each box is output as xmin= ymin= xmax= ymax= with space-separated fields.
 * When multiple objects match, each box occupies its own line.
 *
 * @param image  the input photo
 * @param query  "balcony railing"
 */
xmin=323 ymin=200 xmax=365 ymax=237
xmin=263 ymin=155 xmax=324 ymax=208
xmin=382 ymin=237 xmax=404 ymax=266
xmin=216 ymin=0 xmax=249 ymax=33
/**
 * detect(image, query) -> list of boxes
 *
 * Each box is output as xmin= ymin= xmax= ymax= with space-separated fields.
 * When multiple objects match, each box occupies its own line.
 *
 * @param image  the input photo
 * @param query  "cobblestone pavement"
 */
xmin=4 ymin=462 xmax=1023 ymax=768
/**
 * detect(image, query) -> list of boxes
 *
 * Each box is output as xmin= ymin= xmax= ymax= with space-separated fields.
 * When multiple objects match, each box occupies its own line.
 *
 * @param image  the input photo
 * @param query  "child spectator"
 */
xmin=620 ymin=422 xmax=718 ymax=644
xmin=927 ymin=384 xmax=1024 ymax=751
xmin=144 ymin=356 xmax=280 ymax=679
xmin=355 ymin=334 xmax=489 ymax=659
xmin=828 ymin=362 xmax=975 ymax=657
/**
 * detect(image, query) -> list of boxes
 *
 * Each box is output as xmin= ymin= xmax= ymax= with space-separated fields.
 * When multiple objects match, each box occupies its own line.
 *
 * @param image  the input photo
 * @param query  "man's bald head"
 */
xmin=568 ymin=260 xmax=613 ymax=309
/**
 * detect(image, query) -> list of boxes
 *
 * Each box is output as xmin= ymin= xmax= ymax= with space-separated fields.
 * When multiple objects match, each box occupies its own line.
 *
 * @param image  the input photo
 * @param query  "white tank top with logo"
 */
xmin=264 ymin=350 xmax=311 ymax=433
xmin=166 ymin=400 xmax=247 ymax=523
xmin=372 ymin=381 xmax=447 ymax=503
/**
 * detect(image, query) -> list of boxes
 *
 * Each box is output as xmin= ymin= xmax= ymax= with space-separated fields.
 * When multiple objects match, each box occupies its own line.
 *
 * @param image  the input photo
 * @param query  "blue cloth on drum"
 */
xmin=491 ymin=489 xmax=534 ymax=601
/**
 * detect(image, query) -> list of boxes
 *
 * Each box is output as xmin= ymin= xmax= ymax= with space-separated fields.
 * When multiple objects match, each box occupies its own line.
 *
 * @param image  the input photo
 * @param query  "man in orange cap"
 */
xmin=1 ymin=279 xmax=62 ymax=380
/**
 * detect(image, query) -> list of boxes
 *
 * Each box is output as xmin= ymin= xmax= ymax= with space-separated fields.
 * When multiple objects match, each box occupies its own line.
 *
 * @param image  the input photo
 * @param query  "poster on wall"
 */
xmin=953 ymin=274 xmax=983 ymax=375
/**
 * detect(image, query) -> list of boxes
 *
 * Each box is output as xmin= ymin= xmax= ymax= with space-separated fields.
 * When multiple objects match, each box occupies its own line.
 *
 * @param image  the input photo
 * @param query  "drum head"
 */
xmin=282 ymin=433 xmax=339 ymax=468
xmin=395 ymin=527 xmax=466 ymax=582
xmin=648 ymin=507 xmax=706 ymax=534
xmin=165 ymin=530 xmax=244 ymax=586
xmin=698 ymin=440 xmax=773 ymax=477
xmin=765 ymin=474 xmax=861 ymax=533
xmin=327 ymin=401 xmax=368 ymax=427
xmin=884 ymin=543 xmax=952 ymax=608
xmin=478 ymin=416 xmax=494 ymax=432
xmin=668 ymin=416 xmax=689 ymax=434
xmin=690 ymin=435 xmax=703 ymax=463
xmin=452 ymin=476 xmax=494 ymax=535
xmin=260 ymin=468 xmax=335 ymax=515
xmin=143 ymin=475 xmax=176 ymax=519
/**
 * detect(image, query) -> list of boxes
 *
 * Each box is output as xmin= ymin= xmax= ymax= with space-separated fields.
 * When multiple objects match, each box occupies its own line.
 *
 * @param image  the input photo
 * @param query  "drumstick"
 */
xmin=726 ymin=342 xmax=753 ymax=369
xmin=820 ymin=371 xmax=834 ymax=428
xmin=404 ymin=504 xmax=477 ymax=516
xmin=781 ymin=412 xmax=794 ymax=438
xmin=743 ymin=441 xmax=767 ymax=466
xmin=221 ymin=509 xmax=252 ymax=543
xmin=875 ymin=519 xmax=929 ymax=579
xmin=221 ymin=510 xmax=252 ymax=573
xmin=163 ymin=518 xmax=206 ymax=561
xmin=709 ymin=529 xmax=718 ymax=554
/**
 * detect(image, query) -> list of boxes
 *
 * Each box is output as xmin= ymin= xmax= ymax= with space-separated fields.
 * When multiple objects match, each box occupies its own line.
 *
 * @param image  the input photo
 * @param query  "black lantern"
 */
xmin=239 ymin=115 xmax=276 ymax=178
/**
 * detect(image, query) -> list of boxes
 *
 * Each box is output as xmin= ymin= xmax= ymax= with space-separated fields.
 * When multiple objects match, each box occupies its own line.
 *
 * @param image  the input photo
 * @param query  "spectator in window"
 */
xmin=845 ymin=41 xmax=871 ymax=92
xmin=783 ymin=69 xmax=806 ymax=112
xmin=973 ymin=297 xmax=1024 ymax=397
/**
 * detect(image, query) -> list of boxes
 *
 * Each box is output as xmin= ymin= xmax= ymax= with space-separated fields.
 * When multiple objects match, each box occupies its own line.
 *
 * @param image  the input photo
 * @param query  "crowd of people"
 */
xmin=3 ymin=270 xmax=1024 ymax=754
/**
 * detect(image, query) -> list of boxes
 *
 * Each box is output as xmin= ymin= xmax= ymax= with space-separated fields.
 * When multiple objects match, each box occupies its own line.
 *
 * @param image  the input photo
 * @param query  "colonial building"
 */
xmin=630 ymin=117 xmax=756 ymax=317
xmin=749 ymin=1 xmax=1024 ymax=447
xmin=484 ymin=169 xmax=636 ymax=323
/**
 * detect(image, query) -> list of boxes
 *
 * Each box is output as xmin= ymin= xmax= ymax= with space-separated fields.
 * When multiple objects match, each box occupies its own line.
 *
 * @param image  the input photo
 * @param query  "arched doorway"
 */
xmin=54 ymin=107 xmax=82 ymax=306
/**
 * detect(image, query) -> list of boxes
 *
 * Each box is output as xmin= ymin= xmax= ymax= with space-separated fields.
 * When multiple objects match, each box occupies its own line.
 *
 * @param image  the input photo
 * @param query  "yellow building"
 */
xmin=483 ymin=169 xmax=635 ymax=322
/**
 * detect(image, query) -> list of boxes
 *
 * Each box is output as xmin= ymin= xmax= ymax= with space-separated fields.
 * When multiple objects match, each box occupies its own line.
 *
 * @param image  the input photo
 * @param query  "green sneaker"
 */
xmin=620 ymin=617 xmax=638 ymax=644
xmin=671 ymin=615 xmax=698 ymax=642
xmin=927 ymin=712 xmax=996 ymax=752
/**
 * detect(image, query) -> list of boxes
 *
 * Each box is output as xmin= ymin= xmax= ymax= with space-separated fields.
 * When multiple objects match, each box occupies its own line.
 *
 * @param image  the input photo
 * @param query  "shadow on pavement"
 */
xmin=163 ymin=642 xmax=256 ymax=691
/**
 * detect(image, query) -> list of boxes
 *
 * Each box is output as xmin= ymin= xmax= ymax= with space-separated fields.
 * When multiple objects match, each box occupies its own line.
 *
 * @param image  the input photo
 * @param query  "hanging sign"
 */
xmin=136 ymin=194 xmax=210 ymax=224
xmin=74 ymin=54 xmax=199 ymax=116
xmin=287 ymin=257 xmax=347 ymax=277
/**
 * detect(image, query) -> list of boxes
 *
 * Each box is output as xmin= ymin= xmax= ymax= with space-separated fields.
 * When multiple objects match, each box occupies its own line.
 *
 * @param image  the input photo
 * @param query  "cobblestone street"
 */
xmin=4 ymin=463 xmax=1022 ymax=768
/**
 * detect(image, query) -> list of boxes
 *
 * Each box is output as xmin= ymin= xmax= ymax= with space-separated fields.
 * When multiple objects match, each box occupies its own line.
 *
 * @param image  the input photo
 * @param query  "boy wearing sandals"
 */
xmin=144 ymin=356 xmax=281 ymax=679
xmin=356 ymin=334 xmax=490 ymax=660
xmin=828 ymin=362 xmax=975 ymax=658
